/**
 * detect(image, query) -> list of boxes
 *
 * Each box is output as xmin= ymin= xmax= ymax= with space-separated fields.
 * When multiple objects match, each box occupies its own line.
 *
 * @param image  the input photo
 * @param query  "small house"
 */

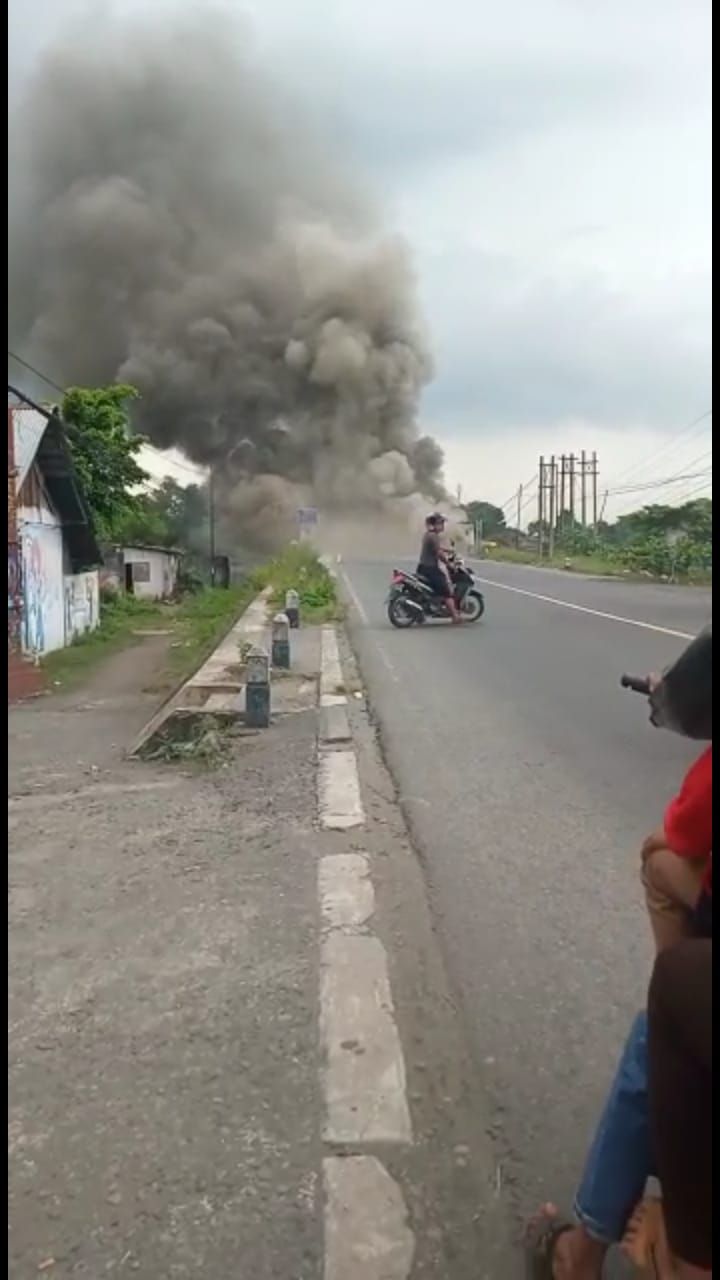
xmin=8 ymin=392 xmax=102 ymax=667
xmin=102 ymin=544 xmax=181 ymax=600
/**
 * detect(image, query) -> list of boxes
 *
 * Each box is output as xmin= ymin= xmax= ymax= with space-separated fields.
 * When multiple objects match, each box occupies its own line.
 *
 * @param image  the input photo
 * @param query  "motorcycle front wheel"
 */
xmin=460 ymin=590 xmax=485 ymax=622
xmin=387 ymin=596 xmax=419 ymax=628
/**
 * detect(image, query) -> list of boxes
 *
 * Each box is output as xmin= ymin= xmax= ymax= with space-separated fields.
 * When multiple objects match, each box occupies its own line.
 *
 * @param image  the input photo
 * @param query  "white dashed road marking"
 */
xmin=471 ymin=574 xmax=694 ymax=639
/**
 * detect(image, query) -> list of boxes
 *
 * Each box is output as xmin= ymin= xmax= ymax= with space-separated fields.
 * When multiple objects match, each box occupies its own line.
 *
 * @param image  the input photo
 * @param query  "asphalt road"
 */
xmin=341 ymin=556 xmax=711 ymax=1221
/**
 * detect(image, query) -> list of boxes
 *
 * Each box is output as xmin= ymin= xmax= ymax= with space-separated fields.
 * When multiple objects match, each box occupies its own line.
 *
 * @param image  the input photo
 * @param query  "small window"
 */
xmin=129 ymin=561 xmax=151 ymax=583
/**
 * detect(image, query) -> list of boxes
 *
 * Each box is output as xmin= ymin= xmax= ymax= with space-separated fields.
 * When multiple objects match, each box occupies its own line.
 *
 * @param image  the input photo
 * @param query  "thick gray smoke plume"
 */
xmin=8 ymin=6 xmax=448 ymax=547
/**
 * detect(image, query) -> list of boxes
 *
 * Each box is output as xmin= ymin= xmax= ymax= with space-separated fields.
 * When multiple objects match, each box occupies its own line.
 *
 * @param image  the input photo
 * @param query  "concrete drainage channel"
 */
xmin=129 ymin=589 xmax=316 ymax=758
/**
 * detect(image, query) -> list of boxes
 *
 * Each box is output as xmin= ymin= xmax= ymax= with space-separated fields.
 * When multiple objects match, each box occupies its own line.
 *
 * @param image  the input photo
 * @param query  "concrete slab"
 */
xmin=320 ymin=703 xmax=351 ymax=744
xmin=323 ymin=1156 xmax=414 ymax=1280
xmin=318 ymin=751 xmax=364 ymax=829
xmin=319 ymin=854 xmax=374 ymax=931
xmin=320 ymin=931 xmax=413 ymax=1143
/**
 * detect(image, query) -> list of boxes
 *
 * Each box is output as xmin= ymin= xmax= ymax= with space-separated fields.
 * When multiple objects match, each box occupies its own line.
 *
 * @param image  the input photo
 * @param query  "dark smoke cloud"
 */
xmin=8 ymin=5 xmax=447 ymax=545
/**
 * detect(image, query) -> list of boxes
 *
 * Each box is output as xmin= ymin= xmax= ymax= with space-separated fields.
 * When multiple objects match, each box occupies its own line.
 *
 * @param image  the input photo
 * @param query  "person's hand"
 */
xmin=641 ymin=828 xmax=666 ymax=862
xmin=647 ymin=672 xmax=662 ymax=694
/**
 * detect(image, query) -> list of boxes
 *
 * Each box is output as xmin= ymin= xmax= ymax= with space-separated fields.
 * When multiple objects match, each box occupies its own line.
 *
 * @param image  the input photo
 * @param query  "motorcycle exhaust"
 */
xmin=400 ymin=596 xmax=425 ymax=618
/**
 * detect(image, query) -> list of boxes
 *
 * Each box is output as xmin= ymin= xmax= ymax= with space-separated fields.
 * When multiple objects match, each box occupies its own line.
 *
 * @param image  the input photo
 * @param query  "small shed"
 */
xmin=8 ymin=395 xmax=101 ymax=660
xmin=102 ymin=545 xmax=182 ymax=600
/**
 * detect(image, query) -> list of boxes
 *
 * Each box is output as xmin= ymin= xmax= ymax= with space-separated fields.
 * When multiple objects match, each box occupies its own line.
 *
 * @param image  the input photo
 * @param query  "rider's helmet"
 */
xmin=425 ymin=511 xmax=446 ymax=530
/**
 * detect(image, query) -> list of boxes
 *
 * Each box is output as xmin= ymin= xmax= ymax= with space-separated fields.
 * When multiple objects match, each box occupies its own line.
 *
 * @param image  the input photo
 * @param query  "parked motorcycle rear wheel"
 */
xmin=387 ymin=596 xmax=420 ymax=628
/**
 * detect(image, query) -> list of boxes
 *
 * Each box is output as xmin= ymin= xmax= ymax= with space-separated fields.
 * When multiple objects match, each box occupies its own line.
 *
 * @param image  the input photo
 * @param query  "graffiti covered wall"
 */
xmin=21 ymin=523 xmax=65 ymax=656
xmin=64 ymin=571 xmax=100 ymax=642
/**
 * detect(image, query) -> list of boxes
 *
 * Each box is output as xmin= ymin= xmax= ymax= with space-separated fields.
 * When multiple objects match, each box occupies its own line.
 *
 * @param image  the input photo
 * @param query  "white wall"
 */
xmin=122 ymin=548 xmax=179 ymax=599
xmin=20 ymin=519 xmax=65 ymax=656
xmin=64 ymin=571 xmax=100 ymax=642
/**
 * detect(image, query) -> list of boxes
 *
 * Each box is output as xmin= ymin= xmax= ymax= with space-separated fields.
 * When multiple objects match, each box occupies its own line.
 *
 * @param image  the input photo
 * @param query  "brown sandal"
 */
xmin=621 ymin=1198 xmax=674 ymax=1277
xmin=524 ymin=1211 xmax=574 ymax=1278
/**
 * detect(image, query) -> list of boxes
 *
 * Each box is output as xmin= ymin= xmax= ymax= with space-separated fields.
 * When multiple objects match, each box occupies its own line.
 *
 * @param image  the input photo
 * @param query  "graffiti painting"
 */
xmin=64 ymin=571 xmax=100 ymax=643
xmin=23 ymin=534 xmax=46 ymax=654
xmin=8 ymin=543 xmax=22 ymax=651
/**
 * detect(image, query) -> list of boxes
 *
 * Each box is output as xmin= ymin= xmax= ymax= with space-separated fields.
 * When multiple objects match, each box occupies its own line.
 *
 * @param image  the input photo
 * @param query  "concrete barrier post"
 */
xmin=245 ymin=645 xmax=270 ymax=727
xmin=271 ymin=612 xmax=291 ymax=669
xmin=284 ymin=588 xmax=300 ymax=629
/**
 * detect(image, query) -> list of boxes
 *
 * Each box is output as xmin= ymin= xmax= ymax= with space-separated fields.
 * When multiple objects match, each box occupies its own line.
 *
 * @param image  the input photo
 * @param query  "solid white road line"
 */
xmin=340 ymin=569 xmax=370 ymax=625
xmin=323 ymin=1156 xmax=415 ymax=1280
xmin=318 ymin=752 xmax=365 ymax=829
xmin=320 ymin=932 xmax=413 ymax=1143
xmin=472 ymin=575 xmax=695 ymax=639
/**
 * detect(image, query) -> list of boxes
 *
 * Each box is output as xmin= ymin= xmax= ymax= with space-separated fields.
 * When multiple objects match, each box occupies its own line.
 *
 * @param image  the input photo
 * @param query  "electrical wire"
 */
xmin=8 ymin=348 xmax=206 ymax=478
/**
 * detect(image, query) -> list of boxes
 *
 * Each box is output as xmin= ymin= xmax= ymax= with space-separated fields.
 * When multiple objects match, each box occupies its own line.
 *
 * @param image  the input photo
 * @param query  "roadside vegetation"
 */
xmin=42 ymin=545 xmax=339 ymax=691
xmin=255 ymin=543 xmax=341 ymax=622
xmin=467 ymin=497 xmax=712 ymax=584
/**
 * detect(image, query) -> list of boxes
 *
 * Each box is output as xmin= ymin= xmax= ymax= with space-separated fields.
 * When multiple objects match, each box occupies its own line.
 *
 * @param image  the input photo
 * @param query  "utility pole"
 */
xmin=580 ymin=449 xmax=588 ymax=527
xmin=568 ymin=453 xmax=576 ymax=525
xmin=537 ymin=456 xmax=545 ymax=559
xmin=208 ymin=467 xmax=216 ymax=586
xmin=548 ymin=455 xmax=557 ymax=559
xmin=515 ymin=483 xmax=523 ymax=549
xmin=559 ymin=455 xmax=567 ymax=534
xmin=591 ymin=450 xmax=599 ymax=532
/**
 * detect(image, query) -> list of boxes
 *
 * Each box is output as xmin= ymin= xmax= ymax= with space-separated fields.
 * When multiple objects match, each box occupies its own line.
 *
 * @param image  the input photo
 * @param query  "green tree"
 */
xmin=465 ymin=501 xmax=507 ymax=538
xmin=61 ymin=385 xmax=147 ymax=538
xmin=110 ymin=477 xmax=210 ymax=551
xmin=149 ymin=478 xmax=209 ymax=549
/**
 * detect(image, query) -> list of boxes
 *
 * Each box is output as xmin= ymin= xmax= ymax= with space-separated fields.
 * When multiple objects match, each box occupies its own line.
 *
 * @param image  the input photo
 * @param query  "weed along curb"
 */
xmin=129 ymin=546 xmax=339 ymax=758
xmin=129 ymin=588 xmax=273 ymax=758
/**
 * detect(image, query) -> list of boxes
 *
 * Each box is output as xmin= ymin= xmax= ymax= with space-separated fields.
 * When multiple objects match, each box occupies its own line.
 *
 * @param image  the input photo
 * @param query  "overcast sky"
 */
xmin=9 ymin=0 xmax=712 ymax=517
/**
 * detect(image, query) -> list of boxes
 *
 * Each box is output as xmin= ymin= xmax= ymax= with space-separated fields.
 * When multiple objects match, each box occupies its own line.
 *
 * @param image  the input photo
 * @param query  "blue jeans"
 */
xmin=574 ymin=1013 xmax=654 ymax=1244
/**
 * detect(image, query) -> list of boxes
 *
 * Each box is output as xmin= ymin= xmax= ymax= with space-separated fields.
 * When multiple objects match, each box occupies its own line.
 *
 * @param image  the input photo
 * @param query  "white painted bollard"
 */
xmin=285 ymin=588 xmax=300 ymax=629
xmin=271 ymin=612 xmax=290 ymax=669
xmin=245 ymin=644 xmax=270 ymax=727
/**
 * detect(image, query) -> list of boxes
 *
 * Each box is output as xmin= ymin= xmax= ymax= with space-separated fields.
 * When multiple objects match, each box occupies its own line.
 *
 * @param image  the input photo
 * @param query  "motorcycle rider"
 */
xmin=417 ymin=512 xmax=462 ymax=623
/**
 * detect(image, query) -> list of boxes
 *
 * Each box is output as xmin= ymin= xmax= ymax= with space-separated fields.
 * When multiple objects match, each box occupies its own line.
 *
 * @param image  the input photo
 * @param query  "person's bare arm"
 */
xmin=642 ymin=828 xmax=668 ymax=862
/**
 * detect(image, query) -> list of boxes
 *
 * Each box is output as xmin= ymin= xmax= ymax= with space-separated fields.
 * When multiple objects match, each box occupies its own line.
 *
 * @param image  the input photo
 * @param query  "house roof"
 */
xmin=119 ymin=543 xmax=184 ymax=557
xmin=8 ymin=386 xmax=102 ymax=570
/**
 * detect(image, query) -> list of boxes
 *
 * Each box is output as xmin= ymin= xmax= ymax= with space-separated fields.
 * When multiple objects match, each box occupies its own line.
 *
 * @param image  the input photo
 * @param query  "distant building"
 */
xmin=8 ymin=392 xmax=102 ymax=697
xmin=102 ymin=544 xmax=182 ymax=600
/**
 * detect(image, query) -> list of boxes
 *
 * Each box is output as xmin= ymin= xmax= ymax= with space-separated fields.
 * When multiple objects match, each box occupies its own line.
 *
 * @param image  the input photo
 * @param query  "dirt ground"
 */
xmin=9 ymin=635 xmax=323 ymax=1279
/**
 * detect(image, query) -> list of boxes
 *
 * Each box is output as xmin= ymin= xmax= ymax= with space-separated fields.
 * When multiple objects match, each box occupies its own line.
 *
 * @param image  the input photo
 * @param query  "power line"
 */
xmin=8 ymin=349 xmax=66 ymax=395
xmin=667 ymin=478 xmax=713 ymax=506
xmin=605 ymin=409 xmax=712 ymax=490
xmin=607 ymin=467 xmax=712 ymax=497
xmin=8 ymin=347 xmax=206 ymax=479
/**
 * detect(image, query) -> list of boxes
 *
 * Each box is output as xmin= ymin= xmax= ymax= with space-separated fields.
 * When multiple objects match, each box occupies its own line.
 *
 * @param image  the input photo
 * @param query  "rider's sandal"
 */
xmin=620 ymin=1198 xmax=674 ymax=1277
xmin=524 ymin=1212 xmax=574 ymax=1278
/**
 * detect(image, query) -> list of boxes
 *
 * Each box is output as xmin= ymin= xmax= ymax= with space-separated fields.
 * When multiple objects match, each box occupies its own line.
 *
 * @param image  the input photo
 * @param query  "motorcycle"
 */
xmin=386 ymin=552 xmax=485 ymax=628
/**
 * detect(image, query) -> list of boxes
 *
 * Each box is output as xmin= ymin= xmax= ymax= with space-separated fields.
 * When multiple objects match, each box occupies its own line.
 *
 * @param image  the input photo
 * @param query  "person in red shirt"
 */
xmin=641 ymin=744 xmax=712 ymax=951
